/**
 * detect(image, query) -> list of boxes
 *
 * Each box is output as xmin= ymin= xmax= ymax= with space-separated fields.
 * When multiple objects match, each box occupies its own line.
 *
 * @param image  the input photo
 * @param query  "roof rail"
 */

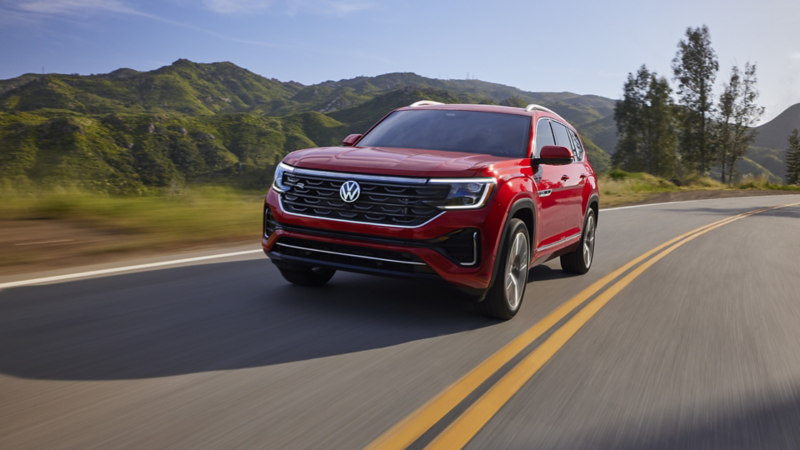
xmin=409 ymin=100 xmax=445 ymax=107
xmin=524 ymin=104 xmax=557 ymax=115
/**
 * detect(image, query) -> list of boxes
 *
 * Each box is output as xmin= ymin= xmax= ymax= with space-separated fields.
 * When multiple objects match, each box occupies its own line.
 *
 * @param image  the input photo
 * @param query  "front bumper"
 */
xmin=263 ymin=188 xmax=505 ymax=292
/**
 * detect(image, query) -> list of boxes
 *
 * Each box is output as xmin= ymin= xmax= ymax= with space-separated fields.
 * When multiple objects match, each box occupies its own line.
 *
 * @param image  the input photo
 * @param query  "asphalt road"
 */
xmin=1 ymin=195 xmax=800 ymax=449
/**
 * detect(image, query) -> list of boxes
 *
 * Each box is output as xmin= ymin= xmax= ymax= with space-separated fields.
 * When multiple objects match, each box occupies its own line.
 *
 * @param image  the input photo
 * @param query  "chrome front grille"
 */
xmin=280 ymin=169 xmax=450 ymax=226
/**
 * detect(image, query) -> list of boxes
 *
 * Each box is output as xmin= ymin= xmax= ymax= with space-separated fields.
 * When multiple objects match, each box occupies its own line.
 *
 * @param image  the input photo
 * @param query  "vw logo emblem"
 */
xmin=340 ymin=180 xmax=361 ymax=203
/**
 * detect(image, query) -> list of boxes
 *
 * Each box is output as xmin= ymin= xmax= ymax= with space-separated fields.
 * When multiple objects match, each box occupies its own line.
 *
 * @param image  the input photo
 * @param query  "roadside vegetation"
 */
xmin=0 ymin=183 xmax=263 ymax=270
xmin=599 ymin=170 xmax=799 ymax=207
xmin=1 ymin=182 xmax=262 ymax=241
xmin=3 ymin=32 xmax=800 ymax=273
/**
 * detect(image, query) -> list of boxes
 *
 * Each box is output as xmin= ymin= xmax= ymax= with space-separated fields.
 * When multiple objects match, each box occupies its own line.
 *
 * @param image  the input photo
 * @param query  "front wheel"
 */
xmin=478 ymin=218 xmax=529 ymax=320
xmin=561 ymin=209 xmax=596 ymax=274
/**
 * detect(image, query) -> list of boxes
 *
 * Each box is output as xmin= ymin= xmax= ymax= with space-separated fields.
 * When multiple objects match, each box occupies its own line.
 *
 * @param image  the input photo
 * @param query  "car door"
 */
xmin=532 ymin=118 xmax=573 ymax=249
xmin=567 ymin=127 xmax=592 ymax=220
xmin=549 ymin=120 xmax=584 ymax=237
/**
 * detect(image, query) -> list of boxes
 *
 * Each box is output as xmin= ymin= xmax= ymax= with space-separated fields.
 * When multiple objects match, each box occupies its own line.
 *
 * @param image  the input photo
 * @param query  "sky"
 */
xmin=1 ymin=0 xmax=799 ymax=123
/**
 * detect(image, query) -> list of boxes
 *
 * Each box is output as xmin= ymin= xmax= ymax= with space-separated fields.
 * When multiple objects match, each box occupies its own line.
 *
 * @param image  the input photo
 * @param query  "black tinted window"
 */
xmin=551 ymin=121 xmax=572 ymax=148
xmin=534 ymin=119 xmax=555 ymax=155
xmin=569 ymin=129 xmax=584 ymax=160
xmin=357 ymin=110 xmax=531 ymax=158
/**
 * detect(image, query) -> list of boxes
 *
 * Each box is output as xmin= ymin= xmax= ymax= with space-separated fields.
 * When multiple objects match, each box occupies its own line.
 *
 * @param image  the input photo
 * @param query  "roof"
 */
xmin=396 ymin=103 xmax=568 ymax=124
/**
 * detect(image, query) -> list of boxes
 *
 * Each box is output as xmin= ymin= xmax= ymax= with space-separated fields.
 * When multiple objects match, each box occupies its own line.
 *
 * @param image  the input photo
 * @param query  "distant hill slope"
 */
xmin=0 ymin=60 xmax=616 ymax=124
xmin=0 ymin=60 xmax=617 ymax=191
xmin=730 ymin=104 xmax=800 ymax=182
xmin=9 ymin=59 xmax=799 ymax=188
xmin=754 ymin=104 xmax=800 ymax=150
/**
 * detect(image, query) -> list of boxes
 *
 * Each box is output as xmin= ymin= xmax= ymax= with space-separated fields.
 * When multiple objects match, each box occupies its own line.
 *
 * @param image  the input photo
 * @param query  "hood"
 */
xmin=282 ymin=146 xmax=509 ymax=178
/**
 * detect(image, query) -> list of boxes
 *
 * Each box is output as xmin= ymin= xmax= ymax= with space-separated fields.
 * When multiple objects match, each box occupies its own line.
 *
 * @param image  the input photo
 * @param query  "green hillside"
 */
xmin=1 ymin=60 xmax=617 ymax=192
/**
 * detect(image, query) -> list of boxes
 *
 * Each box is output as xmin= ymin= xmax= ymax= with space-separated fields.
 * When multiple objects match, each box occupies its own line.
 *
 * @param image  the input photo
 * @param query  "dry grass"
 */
xmin=0 ymin=185 xmax=265 ymax=247
xmin=1 ymin=173 xmax=798 ymax=273
xmin=597 ymin=170 xmax=799 ymax=208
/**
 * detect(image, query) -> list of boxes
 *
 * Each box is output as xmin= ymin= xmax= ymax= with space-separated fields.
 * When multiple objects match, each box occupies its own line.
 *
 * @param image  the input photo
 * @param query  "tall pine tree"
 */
xmin=672 ymin=25 xmax=719 ymax=176
xmin=787 ymin=129 xmax=800 ymax=185
xmin=716 ymin=63 xmax=764 ymax=183
xmin=613 ymin=66 xmax=677 ymax=177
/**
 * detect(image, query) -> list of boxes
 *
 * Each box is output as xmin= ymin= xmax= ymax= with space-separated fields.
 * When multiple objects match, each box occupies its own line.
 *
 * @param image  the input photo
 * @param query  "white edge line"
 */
xmin=5 ymin=194 xmax=798 ymax=289
xmin=601 ymin=199 xmax=705 ymax=211
xmin=600 ymin=194 xmax=800 ymax=212
xmin=0 ymin=250 xmax=264 ymax=289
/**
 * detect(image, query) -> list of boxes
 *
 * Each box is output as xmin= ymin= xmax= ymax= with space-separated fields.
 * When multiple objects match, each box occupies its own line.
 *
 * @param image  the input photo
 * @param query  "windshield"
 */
xmin=357 ymin=110 xmax=532 ymax=157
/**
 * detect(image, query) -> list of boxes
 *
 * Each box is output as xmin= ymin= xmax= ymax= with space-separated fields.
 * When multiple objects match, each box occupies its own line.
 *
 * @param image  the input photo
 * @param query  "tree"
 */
xmin=787 ymin=129 xmax=800 ymax=185
xmin=715 ymin=63 xmax=764 ymax=183
xmin=613 ymin=66 xmax=677 ymax=177
xmin=672 ymin=25 xmax=719 ymax=175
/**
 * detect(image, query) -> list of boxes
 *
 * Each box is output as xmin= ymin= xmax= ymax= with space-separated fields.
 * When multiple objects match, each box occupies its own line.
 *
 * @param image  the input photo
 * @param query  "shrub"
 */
xmin=608 ymin=168 xmax=630 ymax=181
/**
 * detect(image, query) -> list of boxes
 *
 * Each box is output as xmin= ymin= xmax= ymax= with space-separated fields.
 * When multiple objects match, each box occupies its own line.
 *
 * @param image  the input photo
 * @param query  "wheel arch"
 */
xmin=484 ymin=198 xmax=536 ymax=298
xmin=587 ymin=193 xmax=599 ymax=225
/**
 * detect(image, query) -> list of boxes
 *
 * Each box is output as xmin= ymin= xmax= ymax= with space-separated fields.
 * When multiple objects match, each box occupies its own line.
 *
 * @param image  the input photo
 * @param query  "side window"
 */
xmin=550 ymin=121 xmax=575 ymax=162
xmin=569 ymin=129 xmax=585 ymax=161
xmin=534 ymin=119 xmax=555 ymax=156
xmin=551 ymin=121 xmax=571 ymax=147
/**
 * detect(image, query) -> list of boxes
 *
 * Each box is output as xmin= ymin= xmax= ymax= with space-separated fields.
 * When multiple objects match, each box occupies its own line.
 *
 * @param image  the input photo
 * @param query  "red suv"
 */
xmin=263 ymin=101 xmax=599 ymax=319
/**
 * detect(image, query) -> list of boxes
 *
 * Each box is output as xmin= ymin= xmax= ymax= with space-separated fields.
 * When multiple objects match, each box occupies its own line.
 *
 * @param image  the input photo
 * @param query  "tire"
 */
xmin=560 ymin=209 xmax=596 ymax=274
xmin=279 ymin=266 xmax=336 ymax=287
xmin=478 ymin=218 xmax=530 ymax=320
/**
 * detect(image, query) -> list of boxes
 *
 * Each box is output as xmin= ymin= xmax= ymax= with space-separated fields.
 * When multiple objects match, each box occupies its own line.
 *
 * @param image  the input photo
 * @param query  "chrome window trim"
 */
xmin=566 ymin=127 xmax=586 ymax=163
xmin=275 ymin=242 xmax=426 ymax=266
xmin=531 ymin=117 xmax=585 ymax=163
xmin=536 ymin=231 xmax=582 ymax=251
xmin=278 ymin=197 xmax=445 ymax=229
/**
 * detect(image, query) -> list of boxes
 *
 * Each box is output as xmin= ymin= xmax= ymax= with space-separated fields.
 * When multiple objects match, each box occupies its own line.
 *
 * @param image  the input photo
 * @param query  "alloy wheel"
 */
xmin=583 ymin=215 xmax=596 ymax=268
xmin=505 ymin=231 xmax=529 ymax=311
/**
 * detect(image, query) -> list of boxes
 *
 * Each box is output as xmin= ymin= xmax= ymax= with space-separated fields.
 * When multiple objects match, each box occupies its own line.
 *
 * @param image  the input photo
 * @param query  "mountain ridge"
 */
xmin=1 ymin=59 xmax=798 ymax=190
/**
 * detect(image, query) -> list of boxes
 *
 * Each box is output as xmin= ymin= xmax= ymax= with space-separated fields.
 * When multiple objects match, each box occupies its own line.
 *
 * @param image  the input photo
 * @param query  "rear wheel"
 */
xmin=279 ymin=266 xmax=336 ymax=287
xmin=561 ymin=209 xmax=596 ymax=274
xmin=478 ymin=219 xmax=529 ymax=320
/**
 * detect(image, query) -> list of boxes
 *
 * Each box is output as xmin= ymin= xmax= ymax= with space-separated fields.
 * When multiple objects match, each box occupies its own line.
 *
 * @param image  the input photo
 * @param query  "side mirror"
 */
xmin=533 ymin=145 xmax=574 ymax=166
xmin=342 ymin=134 xmax=362 ymax=146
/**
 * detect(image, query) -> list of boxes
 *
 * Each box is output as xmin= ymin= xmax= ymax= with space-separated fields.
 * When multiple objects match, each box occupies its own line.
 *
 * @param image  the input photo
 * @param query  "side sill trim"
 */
xmin=275 ymin=242 xmax=427 ymax=266
xmin=536 ymin=231 xmax=582 ymax=251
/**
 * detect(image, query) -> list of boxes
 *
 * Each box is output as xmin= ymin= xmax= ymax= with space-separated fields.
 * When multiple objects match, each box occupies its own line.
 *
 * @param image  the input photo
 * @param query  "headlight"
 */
xmin=272 ymin=162 xmax=293 ymax=193
xmin=429 ymin=178 xmax=496 ymax=210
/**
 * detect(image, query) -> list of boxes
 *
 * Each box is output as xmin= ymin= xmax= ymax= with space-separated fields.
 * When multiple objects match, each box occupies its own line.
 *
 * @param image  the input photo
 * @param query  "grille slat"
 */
xmin=281 ymin=169 xmax=450 ymax=226
xmin=282 ymin=199 xmax=436 ymax=219
xmin=281 ymin=191 xmax=436 ymax=208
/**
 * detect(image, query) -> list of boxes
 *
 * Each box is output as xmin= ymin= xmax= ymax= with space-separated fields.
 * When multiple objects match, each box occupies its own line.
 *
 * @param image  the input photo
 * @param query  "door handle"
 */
xmin=561 ymin=175 xmax=570 ymax=181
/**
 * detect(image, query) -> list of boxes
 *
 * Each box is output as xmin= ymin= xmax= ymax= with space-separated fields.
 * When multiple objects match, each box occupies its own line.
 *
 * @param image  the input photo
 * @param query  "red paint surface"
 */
xmin=264 ymin=104 xmax=599 ymax=292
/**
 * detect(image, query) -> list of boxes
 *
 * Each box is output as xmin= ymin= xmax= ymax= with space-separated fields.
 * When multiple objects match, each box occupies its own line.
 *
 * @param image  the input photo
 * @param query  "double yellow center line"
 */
xmin=365 ymin=202 xmax=800 ymax=450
